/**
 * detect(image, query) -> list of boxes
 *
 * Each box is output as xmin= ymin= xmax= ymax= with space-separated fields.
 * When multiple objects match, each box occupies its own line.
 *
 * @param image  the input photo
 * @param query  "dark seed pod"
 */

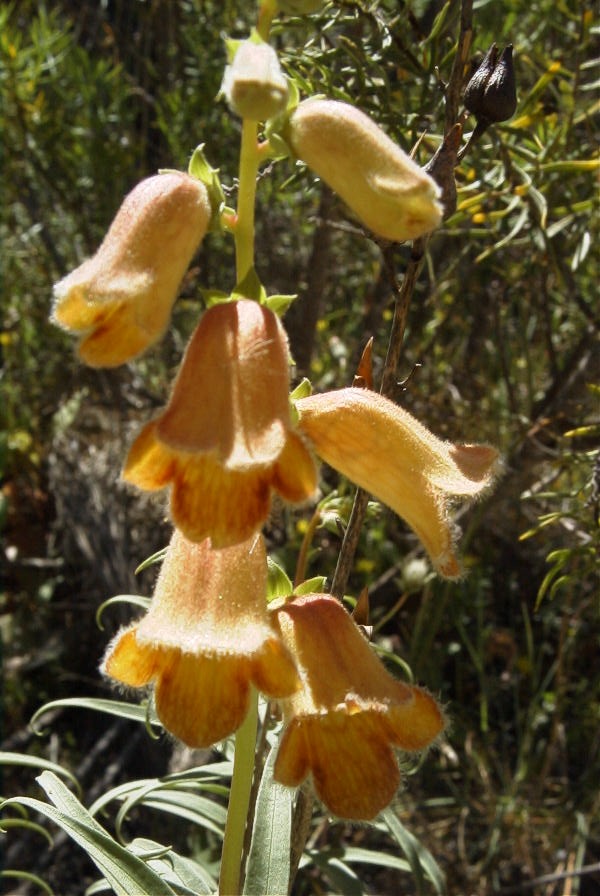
xmin=464 ymin=43 xmax=499 ymax=116
xmin=464 ymin=43 xmax=517 ymax=124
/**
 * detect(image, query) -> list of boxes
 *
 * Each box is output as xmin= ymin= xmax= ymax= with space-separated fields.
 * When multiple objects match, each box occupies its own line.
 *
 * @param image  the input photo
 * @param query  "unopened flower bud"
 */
xmin=464 ymin=43 xmax=517 ymax=124
xmin=222 ymin=38 xmax=288 ymax=121
xmin=286 ymin=99 xmax=442 ymax=242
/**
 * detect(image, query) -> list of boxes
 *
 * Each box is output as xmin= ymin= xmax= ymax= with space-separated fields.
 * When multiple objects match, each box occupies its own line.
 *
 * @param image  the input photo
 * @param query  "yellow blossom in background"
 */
xmin=123 ymin=299 xmax=317 ymax=545
xmin=296 ymin=387 xmax=499 ymax=577
xmin=286 ymin=98 xmax=442 ymax=242
xmin=52 ymin=172 xmax=212 ymax=367
xmin=102 ymin=529 xmax=299 ymax=748
xmin=271 ymin=593 xmax=445 ymax=820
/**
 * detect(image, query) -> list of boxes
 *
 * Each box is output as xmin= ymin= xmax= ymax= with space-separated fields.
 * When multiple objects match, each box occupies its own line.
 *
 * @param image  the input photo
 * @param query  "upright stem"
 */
xmin=219 ymin=103 xmax=264 ymax=896
xmin=235 ymin=117 xmax=260 ymax=282
xmin=219 ymin=691 xmax=259 ymax=895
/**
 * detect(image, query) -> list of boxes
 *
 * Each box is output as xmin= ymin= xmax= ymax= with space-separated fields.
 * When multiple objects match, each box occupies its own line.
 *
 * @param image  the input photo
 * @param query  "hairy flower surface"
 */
xmin=103 ymin=530 xmax=299 ymax=748
xmin=222 ymin=38 xmax=289 ymax=120
xmin=52 ymin=172 xmax=212 ymax=367
xmin=286 ymin=99 xmax=442 ymax=242
xmin=296 ymin=388 xmax=499 ymax=577
xmin=123 ymin=299 xmax=317 ymax=546
xmin=271 ymin=593 xmax=445 ymax=820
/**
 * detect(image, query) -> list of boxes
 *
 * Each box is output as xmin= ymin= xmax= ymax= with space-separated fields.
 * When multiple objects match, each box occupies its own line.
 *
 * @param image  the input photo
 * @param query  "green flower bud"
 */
xmin=286 ymin=99 xmax=442 ymax=242
xmin=222 ymin=38 xmax=289 ymax=121
xmin=464 ymin=44 xmax=517 ymax=124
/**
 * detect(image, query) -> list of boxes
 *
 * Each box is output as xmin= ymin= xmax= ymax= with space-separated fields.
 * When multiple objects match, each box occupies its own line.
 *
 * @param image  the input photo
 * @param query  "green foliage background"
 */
xmin=1 ymin=1 xmax=598 ymax=894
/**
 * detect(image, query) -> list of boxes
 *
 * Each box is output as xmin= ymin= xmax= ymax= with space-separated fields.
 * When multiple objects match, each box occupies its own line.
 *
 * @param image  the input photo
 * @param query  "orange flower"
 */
xmin=271 ymin=593 xmax=445 ymax=820
xmin=123 ymin=300 xmax=317 ymax=546
xmin=52 ymin=172 xmax=212 ymax=367
xmin=102 ymin=530 xmax=299 ymax=748
xmin=295 ymin=387 xmax=499 ymax=578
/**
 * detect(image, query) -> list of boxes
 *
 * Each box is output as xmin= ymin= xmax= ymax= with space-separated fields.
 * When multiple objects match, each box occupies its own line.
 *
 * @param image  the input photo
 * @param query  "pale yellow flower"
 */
xmin=286 ymin=99 xmax=442 ymax=242
xmin=103 ymin=530 xmax=299 ymax=748
xmin=52 ymin=172 xmax=211 ymax=367
xmin=123 ymin=300 xmax=317 ymax=546
xmin=271 ymin=593 xmax=445 ymax=820
xmin=222 ymin=38 xmax=289 ymax=121
xmin=296 ymin=387 xmax=499 ymax=577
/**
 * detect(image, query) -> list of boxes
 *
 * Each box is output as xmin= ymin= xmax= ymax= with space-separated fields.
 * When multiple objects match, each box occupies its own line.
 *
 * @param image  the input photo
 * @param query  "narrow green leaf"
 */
xmin=0 ymin=816 xmax=54 ymax=845
xmin=0 ymin=751 xmax=80 ymax=794
xmin=341 ymin=845 xmax=411 ymax=872
xmin=311 ymin=853 xmax=364 ymax=896
xmin=135 ymin=548 xmax=168 ymax=574
xmin=30 ymin=698 xmax=161 ymax=734
xmin=96 ymin=595 xmax=150 ymax=629
xmin=130 ymin=838 xmax=216 ymax=895
xmin=118 ymin=790 xmax=226 ymax=839
xmin=3 ymin=773 xmax=176 ymax=896
xmin=383 ymin=808 xmax=446 ymax=895
xmin=243 ymin=746 xmax=293 ymax=895
xmin=539 ymin=158 xmax=600 ymax=173
xmin=424 ymin=0 xmax=451 ymax=43
xmin=1 ymin=870 xmax=54 ymax=896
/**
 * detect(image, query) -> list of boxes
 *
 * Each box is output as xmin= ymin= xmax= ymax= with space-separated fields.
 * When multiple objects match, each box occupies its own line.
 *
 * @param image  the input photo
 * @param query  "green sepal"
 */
xmin=267 ymin=557 xmax=293 ymax=601
xmin=232 ymin=267 xmax=267 ymax=303
xmin=290 ymin=377 xmax=312 ymax=400
xmin=201 ymin=288 xmax=233 ymax=308
xmin=294 ymin=576 xmax=327 ymax=595
xmin=187 ymin=144 xmax=225 ymax=230
xmin=264 ymin=293 xmax=297 ymax=315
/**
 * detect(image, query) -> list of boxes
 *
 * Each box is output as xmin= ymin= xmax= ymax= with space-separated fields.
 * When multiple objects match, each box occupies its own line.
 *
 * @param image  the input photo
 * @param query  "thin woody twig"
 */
xmin=445 ymin=0 xmax=473 ymax=132
xmin=330 ymin=239 xmax=427 ymax=601
xmin=330 ymin=1 xmax=473 ymax=603
xmin=291 ymin=0 xmax=475 ymax=877
xmin=495 ymin=862 xmax=600 ymax=895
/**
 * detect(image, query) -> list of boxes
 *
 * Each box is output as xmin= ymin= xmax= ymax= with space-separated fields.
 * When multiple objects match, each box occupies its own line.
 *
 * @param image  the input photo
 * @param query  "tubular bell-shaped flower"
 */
xmin=271 ymin=593 xmax=445 ymax=820
xmin=295 ymin=388 xmax=499 ymax=578
xmin=52 ymin=172 xmax=212 ymax=367
xmin=123 ymin=299 xmax=317 ymax=546
xmin=102 ymin=529 xmax=299 ymax=748
xmin=285 ymin=99 xmax=442 ymax=242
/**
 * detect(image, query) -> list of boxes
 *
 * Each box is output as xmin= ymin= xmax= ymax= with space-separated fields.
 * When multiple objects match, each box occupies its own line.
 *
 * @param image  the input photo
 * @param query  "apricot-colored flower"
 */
xmin=295 ymin=387 xmax=499 ymax=578
xmin=52 ymin=172 xmax=212 ymax=367
xmin=123 ymin=299 xmax=317 ymax=546
xmin=102 ymin=530 xmax=299 ymax=748
xmin=271 ymin=593 xmax=445 ymax=820
xmin=286 ymin=99 xmax=442 ymax=242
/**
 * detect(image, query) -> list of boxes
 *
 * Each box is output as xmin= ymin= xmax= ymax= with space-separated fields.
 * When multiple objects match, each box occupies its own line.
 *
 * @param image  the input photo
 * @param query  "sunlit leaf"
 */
xmin=243 ymin=747 xmax=293 ymax=895
xmin=0 ymin=752 xmax=80 ymax=793
xmin=30 ymin=698 xmax=161 ymax=734
xmin=382 ymin=808 xmax=445 ymax=895
xmin=2 ymin=773 xmax=176 ymax=896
